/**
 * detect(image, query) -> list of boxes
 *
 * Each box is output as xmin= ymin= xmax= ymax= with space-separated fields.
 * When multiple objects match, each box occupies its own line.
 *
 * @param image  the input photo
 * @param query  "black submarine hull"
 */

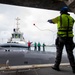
xmin=0 ymin=48 xmax=68 ymax=66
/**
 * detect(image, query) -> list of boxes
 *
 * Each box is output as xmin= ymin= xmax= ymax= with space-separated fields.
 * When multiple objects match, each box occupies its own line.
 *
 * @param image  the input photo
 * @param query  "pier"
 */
xmin=0 ymin=63 xmax=74 ymax=75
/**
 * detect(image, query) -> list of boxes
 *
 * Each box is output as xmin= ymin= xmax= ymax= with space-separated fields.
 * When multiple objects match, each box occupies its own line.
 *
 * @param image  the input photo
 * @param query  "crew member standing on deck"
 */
xmin=34 ymin=42 xmax=37 ymax=51
xmin=38 ymin=42 xmax=41 ymax=51
xmin=48 ymin=7 xmax=75 ymax=73
xmin=28 ymin=41 xmax=32 ymax=50
xmin=42 ymin=43 xmax=46 ymax=52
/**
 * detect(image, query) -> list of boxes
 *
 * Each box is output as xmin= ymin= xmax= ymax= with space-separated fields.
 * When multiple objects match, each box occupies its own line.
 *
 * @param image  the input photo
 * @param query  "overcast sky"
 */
xmin=0 ymin=4 xmax=75 ymax=45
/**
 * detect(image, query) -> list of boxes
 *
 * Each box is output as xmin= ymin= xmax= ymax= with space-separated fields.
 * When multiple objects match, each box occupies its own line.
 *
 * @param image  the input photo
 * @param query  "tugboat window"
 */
xmin=12 ymin=34 xmax=14 ymax=38
xmin=15 ymin=34 xmax=18 ymax=38
xmin=19 ymin=34 xmax=20 ymax=38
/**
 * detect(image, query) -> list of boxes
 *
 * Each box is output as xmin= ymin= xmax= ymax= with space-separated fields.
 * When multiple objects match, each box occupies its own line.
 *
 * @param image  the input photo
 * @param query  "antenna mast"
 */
xmin=16 ymin=17 xmax=20 ymax=31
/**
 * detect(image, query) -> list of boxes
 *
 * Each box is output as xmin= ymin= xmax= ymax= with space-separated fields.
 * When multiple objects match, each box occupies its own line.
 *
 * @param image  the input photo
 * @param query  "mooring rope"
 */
xmin=33 ymin=23 xmax=54 ymax=32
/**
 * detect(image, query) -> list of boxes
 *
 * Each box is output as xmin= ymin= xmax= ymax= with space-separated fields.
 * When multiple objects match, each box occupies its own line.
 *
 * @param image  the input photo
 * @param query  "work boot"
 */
xmin=73 ymin=70 xmax=75 ymax=74
xmin=72 ymin=66 xmax=75 ymax=74
xmin=52 ymin=66 xmax=60 ymax=71
xmin=72 ymin=68 xmax=75 ymax=74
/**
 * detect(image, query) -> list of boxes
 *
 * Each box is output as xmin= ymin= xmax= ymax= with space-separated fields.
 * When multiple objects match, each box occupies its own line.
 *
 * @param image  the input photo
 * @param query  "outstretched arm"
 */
xmin=48 ymin=16 xmax=58 ymax=24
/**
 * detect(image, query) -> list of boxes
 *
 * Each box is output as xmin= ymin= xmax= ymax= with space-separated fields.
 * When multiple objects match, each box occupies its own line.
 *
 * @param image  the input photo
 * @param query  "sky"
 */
xmin=0 ymin=4 xmax=75 ymax=45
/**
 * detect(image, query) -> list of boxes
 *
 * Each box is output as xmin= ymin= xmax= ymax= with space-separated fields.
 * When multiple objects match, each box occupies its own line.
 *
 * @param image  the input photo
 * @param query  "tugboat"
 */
xmin=0 ymin=17 xmax=28 ymax=49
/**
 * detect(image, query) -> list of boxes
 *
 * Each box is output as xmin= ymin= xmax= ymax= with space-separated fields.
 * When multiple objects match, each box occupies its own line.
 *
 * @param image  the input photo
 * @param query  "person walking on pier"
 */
xmin=48 ymin=6 xmax=75 ymax=73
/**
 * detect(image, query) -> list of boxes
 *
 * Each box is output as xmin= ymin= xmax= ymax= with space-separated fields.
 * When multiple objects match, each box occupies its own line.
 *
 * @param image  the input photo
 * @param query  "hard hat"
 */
xmin=60 ymin=7 xmax=68 ymax=13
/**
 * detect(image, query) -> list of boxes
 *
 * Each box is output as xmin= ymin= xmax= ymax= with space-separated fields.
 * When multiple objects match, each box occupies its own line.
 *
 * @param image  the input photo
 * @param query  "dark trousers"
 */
xmin=34 ymin=46 xmax=37 ymax=51
xmin=38 ymin=46 xmax=41 ymax=51
xmin=28 ymin=46 xmax=30 ymax=50
xmin=43 ymin=47 xmax=45 ymax=52
xmin=54 ymin=37 xmax=75 ymax=70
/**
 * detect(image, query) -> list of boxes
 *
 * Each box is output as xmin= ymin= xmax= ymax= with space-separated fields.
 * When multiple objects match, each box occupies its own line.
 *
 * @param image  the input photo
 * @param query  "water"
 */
xmin=31 ymin=46 xmax=75 ymax=55
xmin=1 ymin=46 xmax=75 ymax=55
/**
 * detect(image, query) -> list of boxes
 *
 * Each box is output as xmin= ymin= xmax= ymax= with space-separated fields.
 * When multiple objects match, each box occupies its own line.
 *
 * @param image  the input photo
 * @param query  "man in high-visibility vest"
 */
xmin=48 ymin=7 xmax=75 ymax=73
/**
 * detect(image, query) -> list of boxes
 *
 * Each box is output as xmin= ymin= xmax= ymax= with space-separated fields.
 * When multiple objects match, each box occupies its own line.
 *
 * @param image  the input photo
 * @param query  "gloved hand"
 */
xmin=47 ymin=20 xmax=54 ymax=23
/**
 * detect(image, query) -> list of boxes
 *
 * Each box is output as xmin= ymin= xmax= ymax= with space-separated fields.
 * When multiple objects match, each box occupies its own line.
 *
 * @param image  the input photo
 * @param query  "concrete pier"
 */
xmin=0 ymin=64 xmax=74 ymax=75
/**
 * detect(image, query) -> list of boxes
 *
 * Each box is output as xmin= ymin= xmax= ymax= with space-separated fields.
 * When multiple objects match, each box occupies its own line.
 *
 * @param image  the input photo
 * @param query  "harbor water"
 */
xmin=31 ymin=46 xmax=75 ymax=55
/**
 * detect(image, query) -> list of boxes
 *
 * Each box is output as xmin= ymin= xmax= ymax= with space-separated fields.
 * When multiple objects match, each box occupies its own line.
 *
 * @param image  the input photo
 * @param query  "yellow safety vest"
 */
xmin=52 ymin=14 xmax=74 ymax=37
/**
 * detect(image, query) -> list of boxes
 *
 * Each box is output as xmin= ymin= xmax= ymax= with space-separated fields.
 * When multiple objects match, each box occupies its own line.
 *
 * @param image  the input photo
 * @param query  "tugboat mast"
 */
xmin=16 ymin=17 xmax=20 ymax=32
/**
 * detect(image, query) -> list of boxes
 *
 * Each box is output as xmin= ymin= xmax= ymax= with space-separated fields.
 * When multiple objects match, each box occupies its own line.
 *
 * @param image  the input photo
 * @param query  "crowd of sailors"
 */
xmin=27 ymin=41 xmax=46 ymax=52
